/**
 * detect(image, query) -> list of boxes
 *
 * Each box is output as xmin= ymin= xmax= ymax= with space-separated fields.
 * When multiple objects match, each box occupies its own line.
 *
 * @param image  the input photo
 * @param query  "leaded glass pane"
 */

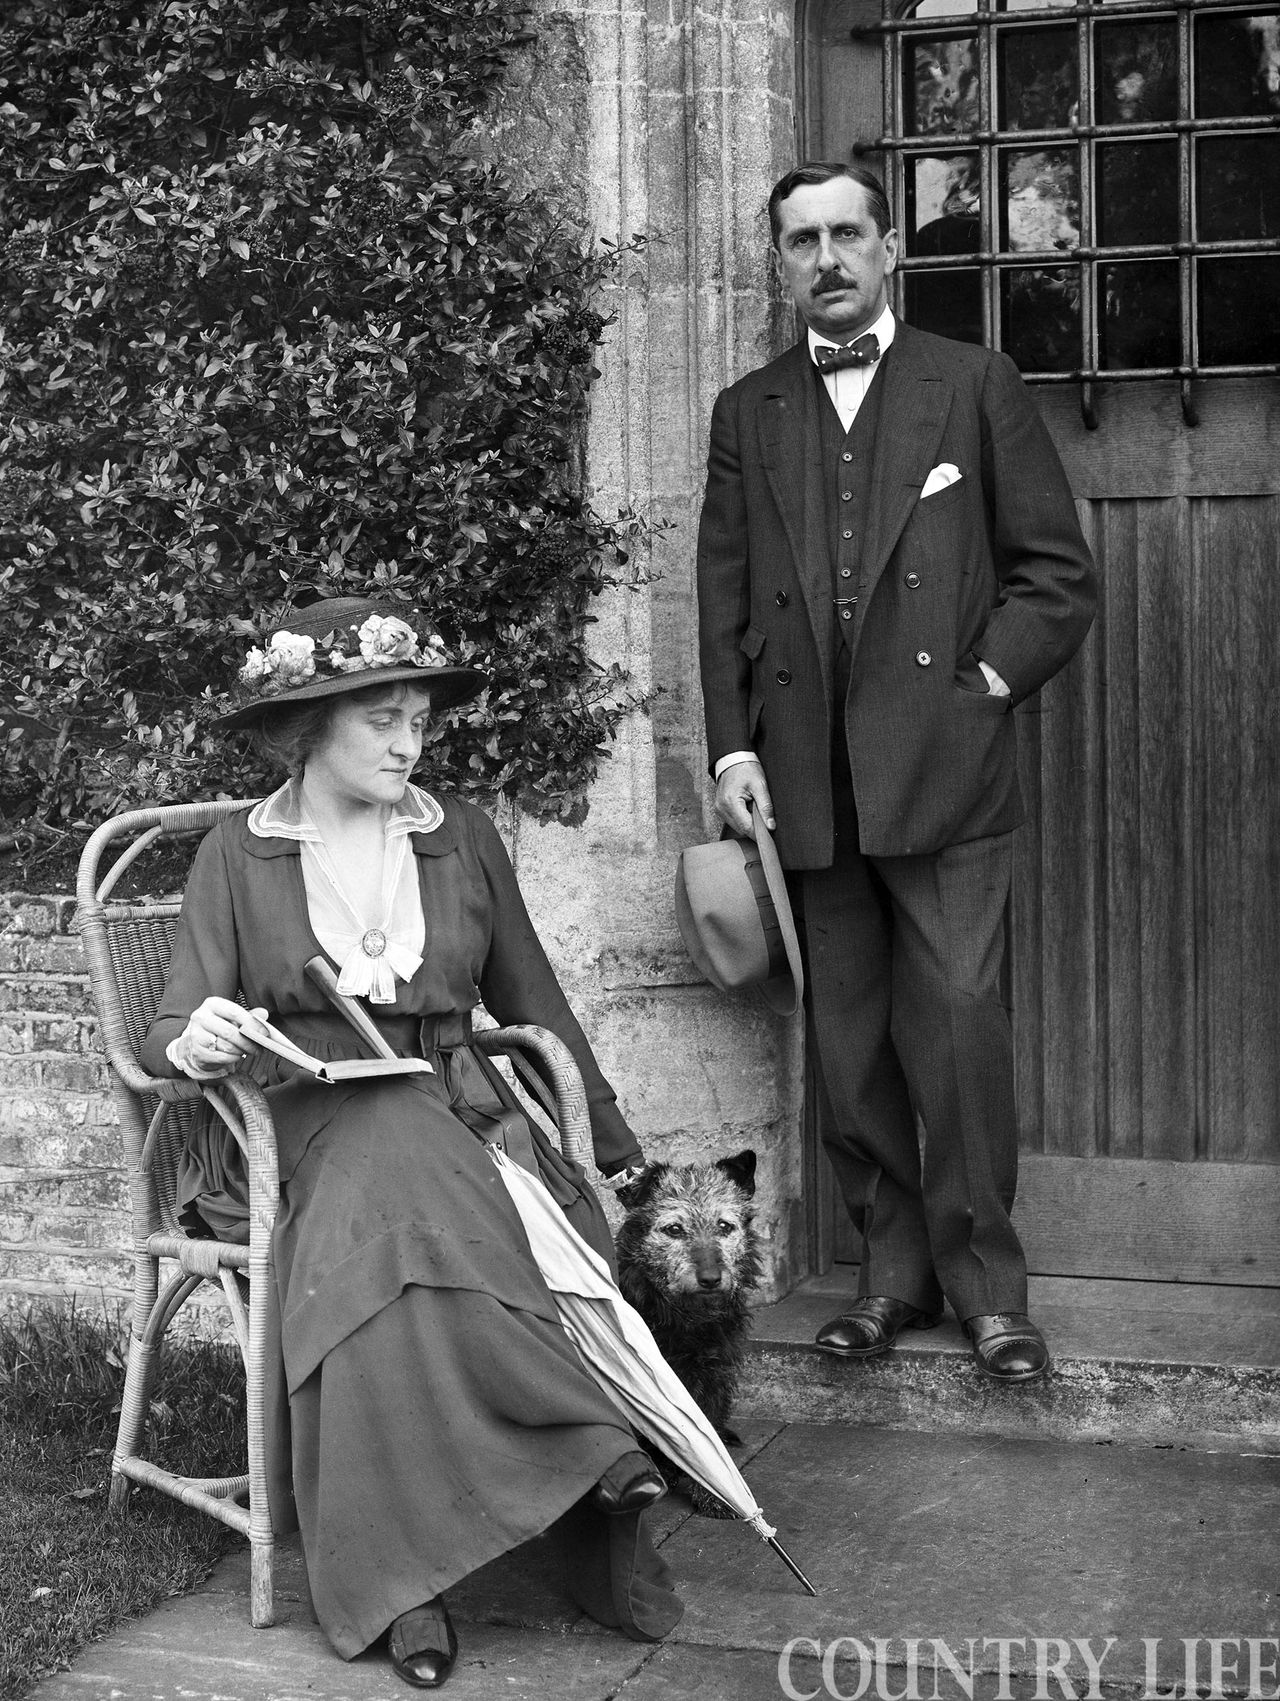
xmin=1195 ymin=12 xmax=1280 ymax=117
xmin=907 ymin=37 xmax=980 ymax=135
xmin=1197 ymin=134 xmax=1280 ymax=241
xmin=1000 ymin=267 xmax=1080 ymax=371
xmin=906 ymin=154 xmax=981 ymax=255
xmin=1198 ymin=258 xmax=1280 ymax=363
xmin=1095 ymin=20 xmax=1178 ymax=124
xmin=1100 ymin=261 xmax=1180 ymax=367
xmin=1000 ymin=148 xmax=1080 ymax=253
xmin=1098 ymin=141 xmax=1179 ymax=246
xmin=1000 ymin=0 xmax=1073 ymax=11
xmin=904 ymin=269 xmax=984 ymax=345
xmin=999 ymin=26 xmax=1079 ymax=130
xmin=915 ymin=0 xmax=977 ymax=14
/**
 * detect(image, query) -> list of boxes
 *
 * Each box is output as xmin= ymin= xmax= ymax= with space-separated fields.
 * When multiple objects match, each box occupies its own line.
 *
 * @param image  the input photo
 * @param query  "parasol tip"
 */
xmin=767 ymin=1534 xmax=819 ymax=1597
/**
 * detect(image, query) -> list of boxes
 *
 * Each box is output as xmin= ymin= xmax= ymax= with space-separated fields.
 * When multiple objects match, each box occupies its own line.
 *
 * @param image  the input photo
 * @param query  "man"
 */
xmin=695 ymin=161 xmax=1096 ymax=1383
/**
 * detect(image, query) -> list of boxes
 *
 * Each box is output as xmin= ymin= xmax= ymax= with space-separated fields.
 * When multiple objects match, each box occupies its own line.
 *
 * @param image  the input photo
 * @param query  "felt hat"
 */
xmin=217 ymin=596 xmax=488 ymax=730
xmin=674 ymin=813 xmax=804 ymax=1017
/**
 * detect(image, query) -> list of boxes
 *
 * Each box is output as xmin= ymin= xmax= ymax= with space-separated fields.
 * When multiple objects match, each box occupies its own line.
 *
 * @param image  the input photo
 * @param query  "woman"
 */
xmin=140 ymin=595 xmax=682 ymax=1688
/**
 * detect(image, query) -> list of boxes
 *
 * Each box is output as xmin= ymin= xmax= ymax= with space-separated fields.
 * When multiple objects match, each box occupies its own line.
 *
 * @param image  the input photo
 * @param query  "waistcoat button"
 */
xmin=775 ymin=590 xmax=788 ymax=606
xmin=905 ymin=572 xmax=921 ymax=588
xmin=916 ymin=650 xmax=931 ymax=667
xmin=776 ymin=668 xmax=792 ymax=685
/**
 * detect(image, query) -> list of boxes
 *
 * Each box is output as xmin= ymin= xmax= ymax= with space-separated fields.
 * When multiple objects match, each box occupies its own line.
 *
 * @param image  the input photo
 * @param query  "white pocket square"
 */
xmin=921 ymin=463 xmax=962 ymax=499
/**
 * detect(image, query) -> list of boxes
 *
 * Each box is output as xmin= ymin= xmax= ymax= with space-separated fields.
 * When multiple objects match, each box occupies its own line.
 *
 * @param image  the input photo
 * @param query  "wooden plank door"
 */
xmin=815 ymin=379 xmax=1280 ymax=1285
xmin=1007 ymin=380 xmax=1280 ymax=1285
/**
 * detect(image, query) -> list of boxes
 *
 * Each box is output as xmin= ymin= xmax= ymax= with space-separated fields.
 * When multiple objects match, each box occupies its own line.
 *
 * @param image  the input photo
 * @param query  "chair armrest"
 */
xmin=200 ymin=1076 xmax=282 ymax=1236
xmin=474 ymin=1025 xmax=593 ymax=1171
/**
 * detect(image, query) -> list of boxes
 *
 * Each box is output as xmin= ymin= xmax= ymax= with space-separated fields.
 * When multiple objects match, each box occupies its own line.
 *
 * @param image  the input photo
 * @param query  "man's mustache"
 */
xmin=814 ymin=269 xmax=854 ymax=294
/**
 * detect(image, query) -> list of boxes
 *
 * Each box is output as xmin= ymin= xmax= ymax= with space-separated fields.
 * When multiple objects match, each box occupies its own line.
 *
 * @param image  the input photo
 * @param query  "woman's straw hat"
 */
xmin=217 ymin=596 xmax=487 ymax=730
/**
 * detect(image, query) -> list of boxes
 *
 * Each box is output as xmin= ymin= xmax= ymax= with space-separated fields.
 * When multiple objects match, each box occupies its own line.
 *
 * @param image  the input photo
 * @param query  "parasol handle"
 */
xmin=304 ymin=956 xmax=399 ymax=1061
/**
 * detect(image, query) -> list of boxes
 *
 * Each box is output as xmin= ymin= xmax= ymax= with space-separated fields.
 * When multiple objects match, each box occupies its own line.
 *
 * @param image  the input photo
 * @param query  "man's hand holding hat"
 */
xmin=714 ymin=757 xmax=775 ymax=840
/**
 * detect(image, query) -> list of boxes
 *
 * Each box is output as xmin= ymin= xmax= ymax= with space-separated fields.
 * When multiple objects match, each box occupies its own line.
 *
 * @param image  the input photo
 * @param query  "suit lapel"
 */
xmin=851 ymin=323 xmax=953 ymax=657
xmin=760 ymin=341 xmax=834 ymax=704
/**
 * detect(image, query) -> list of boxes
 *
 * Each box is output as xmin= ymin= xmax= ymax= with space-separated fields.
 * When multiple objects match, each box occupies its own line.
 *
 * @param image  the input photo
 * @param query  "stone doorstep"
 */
xmin=739 ymin=1274 xmax=1280 ymax=1454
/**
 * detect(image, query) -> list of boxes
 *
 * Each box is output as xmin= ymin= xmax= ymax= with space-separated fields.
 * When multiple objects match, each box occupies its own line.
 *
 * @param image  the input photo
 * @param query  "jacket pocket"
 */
xmin=740 ymin=625 xmax=765 ymax=661
xmin=951 ymin=683 xmax=1012 ymax=713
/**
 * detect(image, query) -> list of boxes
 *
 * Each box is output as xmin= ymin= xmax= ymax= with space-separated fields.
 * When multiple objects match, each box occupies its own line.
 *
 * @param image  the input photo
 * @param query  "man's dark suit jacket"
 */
xmin=696 ymin=320 xmax=1097 ymax=868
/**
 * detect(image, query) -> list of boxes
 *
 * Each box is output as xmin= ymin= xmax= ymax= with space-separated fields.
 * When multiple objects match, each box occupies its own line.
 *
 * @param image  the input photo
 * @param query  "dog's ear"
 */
xmin=617 ymin=1162 xmax=666 ymax=1210
xmin=716 ymin=1149 xmax=756 ymax=1197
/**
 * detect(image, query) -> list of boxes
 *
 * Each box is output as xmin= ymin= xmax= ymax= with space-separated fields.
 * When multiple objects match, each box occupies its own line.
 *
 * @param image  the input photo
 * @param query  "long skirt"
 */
xmin=251 ymin=1052 xmax=683 ymax=1658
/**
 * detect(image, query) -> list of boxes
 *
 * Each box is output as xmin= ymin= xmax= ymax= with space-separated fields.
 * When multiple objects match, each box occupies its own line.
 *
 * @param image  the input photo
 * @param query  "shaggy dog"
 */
xmin=615 ymin=1150 xmax=760 ymax=1516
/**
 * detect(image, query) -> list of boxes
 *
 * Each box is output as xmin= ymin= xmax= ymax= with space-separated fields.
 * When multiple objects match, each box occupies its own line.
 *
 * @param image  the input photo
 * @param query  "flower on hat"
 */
xmin=357 ymin=614 xmax=422 ymax=668
xmin=240 ymin=646 xmax=271 ymax=686
xmin=267 ymin=631 xmax=316 ymax=683
xmin=232 ymin=608 xmax=456 ymax=702
xmin=238 ymin=630 xmax=316 ymax=692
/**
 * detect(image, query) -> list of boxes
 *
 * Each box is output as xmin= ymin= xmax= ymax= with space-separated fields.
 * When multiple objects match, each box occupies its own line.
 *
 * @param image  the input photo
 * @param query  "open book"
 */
xmin=235 ymin=1011 xmax=434 ymax=1084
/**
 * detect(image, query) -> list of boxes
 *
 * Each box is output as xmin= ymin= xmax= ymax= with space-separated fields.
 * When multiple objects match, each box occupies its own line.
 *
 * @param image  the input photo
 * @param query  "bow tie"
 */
xmin=813 ymin=332 xmax=880 ymax=373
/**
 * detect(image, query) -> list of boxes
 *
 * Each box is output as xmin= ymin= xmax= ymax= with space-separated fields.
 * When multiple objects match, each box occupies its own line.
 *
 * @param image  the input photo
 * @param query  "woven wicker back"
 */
xmin=77 ymin=802 xmax=258 ymax=1239
xmin=105 ymin=913 xmax=212 ymax=1232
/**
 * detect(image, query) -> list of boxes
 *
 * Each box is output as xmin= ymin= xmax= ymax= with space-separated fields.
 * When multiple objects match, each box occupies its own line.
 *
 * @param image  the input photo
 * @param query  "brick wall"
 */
xmin=0 ymin=894 xmax=131 ymax=1314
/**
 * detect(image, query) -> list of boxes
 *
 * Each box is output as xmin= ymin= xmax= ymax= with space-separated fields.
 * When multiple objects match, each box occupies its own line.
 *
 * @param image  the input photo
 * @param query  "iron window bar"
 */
xmin=873 ymin=0 xmax=1280 ymax=425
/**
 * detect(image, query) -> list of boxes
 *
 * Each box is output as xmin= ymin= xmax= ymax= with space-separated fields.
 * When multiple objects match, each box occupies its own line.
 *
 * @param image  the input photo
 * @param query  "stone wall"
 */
xmin=0 ymin=2 xmax=809 ymax=1315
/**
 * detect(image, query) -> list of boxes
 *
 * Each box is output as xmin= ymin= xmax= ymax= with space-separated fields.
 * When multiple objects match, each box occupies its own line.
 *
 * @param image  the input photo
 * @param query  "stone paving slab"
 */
xmin=25 ymin=1421 xmax=1280 ymax=1700
xmin=661 ymin=1423 xmax=1280 ymax=1686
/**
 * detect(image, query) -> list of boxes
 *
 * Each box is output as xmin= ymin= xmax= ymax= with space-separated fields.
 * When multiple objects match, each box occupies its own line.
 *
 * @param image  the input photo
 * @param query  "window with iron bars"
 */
xmin=862 ymin=0 xmax=1280 ymax=423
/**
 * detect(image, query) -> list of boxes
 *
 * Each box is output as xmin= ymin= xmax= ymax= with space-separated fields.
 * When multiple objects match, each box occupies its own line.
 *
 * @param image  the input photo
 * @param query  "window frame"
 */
xmin=861 ymin=0 xmax=1280 ymax=420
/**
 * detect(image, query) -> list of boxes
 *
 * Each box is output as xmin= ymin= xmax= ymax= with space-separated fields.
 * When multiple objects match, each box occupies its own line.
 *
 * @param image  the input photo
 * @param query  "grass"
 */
xmin=0 ymin=1302 xmax=248 ymax=1700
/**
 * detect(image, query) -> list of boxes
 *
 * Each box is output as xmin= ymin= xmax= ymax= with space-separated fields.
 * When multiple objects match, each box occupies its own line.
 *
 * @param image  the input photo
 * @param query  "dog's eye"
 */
xmin=716 ymin=1220 xmax=738 ymax=1236
xmin=660 ymin=1223 xmax=686 ymax=1239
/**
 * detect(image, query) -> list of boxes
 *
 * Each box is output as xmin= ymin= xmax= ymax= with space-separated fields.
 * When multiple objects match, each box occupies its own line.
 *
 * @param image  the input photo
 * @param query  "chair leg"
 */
xmin=109 ymin=1332 xmax=159 ymax=1516
xmin=250 ymin=1538 xmax=275 ymax=1628
xmin=109 ymin=1269 xmax=204 ymax=1515
xmin=245 ymin=1251 xmax=277 ymax=1628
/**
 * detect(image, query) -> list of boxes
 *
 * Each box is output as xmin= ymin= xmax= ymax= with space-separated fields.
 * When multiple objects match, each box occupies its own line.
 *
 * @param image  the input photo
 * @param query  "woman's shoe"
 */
xmin=591 ymin=1450 xmax=668 ymax=1515
xmin=388 ymin=1596 xmax=457 ymax=1689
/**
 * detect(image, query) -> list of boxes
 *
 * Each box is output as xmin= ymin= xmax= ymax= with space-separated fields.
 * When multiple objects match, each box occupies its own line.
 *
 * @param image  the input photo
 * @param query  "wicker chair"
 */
xmin=76 ymin=800 xmax=599 ymax=1629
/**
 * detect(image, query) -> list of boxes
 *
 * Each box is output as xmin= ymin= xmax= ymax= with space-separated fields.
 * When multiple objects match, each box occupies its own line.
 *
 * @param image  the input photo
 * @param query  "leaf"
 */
xmin=0 ymin=0 xmax=648 ymax=835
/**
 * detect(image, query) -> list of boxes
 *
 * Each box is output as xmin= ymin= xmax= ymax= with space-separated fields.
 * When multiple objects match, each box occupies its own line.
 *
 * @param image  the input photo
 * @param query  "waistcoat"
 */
xmin=816 ymin=357 xmax=887 ymax=654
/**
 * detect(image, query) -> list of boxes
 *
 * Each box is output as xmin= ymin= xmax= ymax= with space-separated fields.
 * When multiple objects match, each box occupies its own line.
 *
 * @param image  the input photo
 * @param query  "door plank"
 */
xmin=1013 ymin=1153 xmax=1280 ymax=1286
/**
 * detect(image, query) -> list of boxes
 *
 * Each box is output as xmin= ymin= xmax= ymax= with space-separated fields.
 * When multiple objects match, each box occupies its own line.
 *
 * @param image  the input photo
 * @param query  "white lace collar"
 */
xmin=247 ymin=778 xmax=445 ymax=842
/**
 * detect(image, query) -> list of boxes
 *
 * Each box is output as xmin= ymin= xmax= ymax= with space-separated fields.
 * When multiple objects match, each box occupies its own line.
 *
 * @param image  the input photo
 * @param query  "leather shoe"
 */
xmin=964 ymin=1312 xmax=1050 ymax=1383
xmin=388 ymin=1596 xmax=457 ymax=1689
xmin=814 ymin=1295 xmax=941 ymax=1358
xmin=590 ymin=1449 xmax=667 ymax=1514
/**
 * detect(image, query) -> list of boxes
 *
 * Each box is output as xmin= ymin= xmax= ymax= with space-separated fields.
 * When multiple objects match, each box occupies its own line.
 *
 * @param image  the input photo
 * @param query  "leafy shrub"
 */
xmin=0 ymin=0 xmax=645 ymax=854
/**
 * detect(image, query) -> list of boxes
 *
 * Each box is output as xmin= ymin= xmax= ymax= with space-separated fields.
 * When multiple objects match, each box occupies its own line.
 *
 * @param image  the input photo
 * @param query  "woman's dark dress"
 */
xmin=140 ymin=792 xmax=681 ymax=1657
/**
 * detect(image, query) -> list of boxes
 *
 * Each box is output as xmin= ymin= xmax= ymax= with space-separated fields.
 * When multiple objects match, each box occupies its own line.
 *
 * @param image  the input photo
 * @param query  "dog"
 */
xmin=614 ymin=1150 xmax=760 ymax=1516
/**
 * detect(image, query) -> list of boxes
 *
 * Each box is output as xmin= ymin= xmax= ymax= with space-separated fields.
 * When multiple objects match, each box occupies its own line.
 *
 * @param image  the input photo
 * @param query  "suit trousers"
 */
xmin=793 ymin=667 xmax=1029 ymax=1319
